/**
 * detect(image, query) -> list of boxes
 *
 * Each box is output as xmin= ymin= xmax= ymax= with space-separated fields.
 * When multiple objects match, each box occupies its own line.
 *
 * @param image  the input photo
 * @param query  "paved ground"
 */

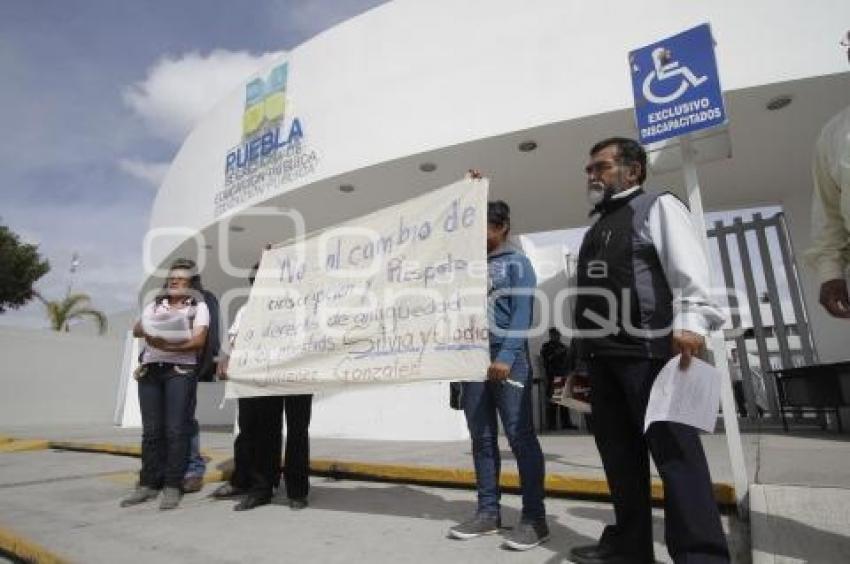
xmin=2 ymin=421 xmax=850 ymax=563
xmin=0 ymin=449 xmax=746 ymax=564
xmin=750 ymin=483 xmax=850 ymax=563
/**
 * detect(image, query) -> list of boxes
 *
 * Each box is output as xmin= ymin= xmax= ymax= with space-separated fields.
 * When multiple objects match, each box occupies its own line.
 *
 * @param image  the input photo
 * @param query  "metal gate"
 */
xmin=707 ymin=211 xmax=819 ymax=422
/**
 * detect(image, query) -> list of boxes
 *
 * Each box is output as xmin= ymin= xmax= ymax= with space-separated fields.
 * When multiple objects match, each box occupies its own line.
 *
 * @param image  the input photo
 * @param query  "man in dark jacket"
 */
xmin=569 ymin=137 xmax=729 ymax=564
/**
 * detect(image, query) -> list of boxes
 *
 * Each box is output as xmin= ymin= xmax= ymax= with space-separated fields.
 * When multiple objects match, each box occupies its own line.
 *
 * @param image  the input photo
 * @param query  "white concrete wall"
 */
xmin=0 ymin=327 xmax=237 ymax=430
xmin=309 ymin=383 xmax=470 ymax=441
xmin=0 ymin=327 xmax=124 ymax=427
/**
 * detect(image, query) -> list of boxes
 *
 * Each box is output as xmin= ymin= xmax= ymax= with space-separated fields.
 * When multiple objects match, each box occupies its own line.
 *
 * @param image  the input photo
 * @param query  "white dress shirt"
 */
xmin=806 ymin=105 xmax=850 ymax=283
xmin=612 ymin=185 xmax=726 ymax=335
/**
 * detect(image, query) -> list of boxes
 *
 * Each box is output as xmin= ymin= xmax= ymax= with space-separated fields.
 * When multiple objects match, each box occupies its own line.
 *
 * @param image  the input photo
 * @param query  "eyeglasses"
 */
xmin=584 ymin=160 xmax=618 ymax=175
xmin=167 ymin=276 xmax=191 ymax=283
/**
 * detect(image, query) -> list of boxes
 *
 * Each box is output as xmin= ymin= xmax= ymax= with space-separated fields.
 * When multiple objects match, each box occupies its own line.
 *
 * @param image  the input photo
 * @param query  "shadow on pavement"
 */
xmin=296 ymin=480 xmax=597 ymax=562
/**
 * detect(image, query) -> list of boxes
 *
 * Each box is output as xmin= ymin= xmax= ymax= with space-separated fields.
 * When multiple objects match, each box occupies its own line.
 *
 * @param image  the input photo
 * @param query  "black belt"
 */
xmin=144 ymin=362 xmax=196 ymax=370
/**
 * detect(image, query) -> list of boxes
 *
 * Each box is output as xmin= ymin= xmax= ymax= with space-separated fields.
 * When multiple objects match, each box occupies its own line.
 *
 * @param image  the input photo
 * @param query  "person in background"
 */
xmin=448 ymin=199 xmax=549 ymax=551
xmin=213 ymin=257 xmax=313 ymax=511
xmin=121 ymin=258 xmax=210 ymax=511
xmin=540 ymin=327 xmax=576 ymax=430
xmin=727 ymin=350 xmax=748 ymax=418
xmin=211 ymin=262 xmax=280 ymax=510
xmin=805 ymin=32 xmax=850 ymax=319
xmin=182 ymin=286 xmax=221 ymax=493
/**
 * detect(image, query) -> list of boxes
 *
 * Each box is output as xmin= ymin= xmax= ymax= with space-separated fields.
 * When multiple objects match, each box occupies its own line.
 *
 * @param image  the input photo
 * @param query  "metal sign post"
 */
xmin=630 ymin=24 xmax=750 ymax=518
xmin=681 ymin=136 xmax=750 ymax=518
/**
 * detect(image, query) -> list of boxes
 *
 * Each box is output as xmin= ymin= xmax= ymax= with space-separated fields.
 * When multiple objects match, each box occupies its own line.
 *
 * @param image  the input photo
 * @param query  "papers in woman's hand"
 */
xmin=142 ymin=311 xmax=192 ymax=343
xmin=644 ymin=355 xmax=721 ymax=434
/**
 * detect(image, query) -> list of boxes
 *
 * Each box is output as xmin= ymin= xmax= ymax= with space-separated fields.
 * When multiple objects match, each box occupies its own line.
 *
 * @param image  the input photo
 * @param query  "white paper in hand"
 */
xmin=644 ymin=355 xmax=721 ymax=434
xmin=142 ymin=311 xmax=192 ymax=343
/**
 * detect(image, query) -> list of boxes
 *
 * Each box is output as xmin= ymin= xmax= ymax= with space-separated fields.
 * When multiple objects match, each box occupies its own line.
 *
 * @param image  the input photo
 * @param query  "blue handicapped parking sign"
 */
xmin=629 ymin=23 xmax=727 ymax=145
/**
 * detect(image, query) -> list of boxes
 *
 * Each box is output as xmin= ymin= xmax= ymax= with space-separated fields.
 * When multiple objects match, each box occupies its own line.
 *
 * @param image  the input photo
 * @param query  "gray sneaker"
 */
xmin=120 ymin=486 xmax=159 ymax=507
xmin=159 ymin=487 xmax=182 ymax=511
xmin=448 ymin=514 xmax=501 ymax=540
xmin=503 ymin=520 xmax=550 ymax=551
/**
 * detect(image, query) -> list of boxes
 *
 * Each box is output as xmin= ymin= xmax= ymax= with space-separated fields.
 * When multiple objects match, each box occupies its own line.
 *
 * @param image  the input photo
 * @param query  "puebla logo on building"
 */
xmin=216 ymin=62 xmax=319 ymax=217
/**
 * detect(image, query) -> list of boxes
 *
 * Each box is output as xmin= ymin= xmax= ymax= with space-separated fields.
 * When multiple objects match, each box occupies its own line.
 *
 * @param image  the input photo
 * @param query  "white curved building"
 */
xmin=142 ymin=0 xmax=850 ymax=438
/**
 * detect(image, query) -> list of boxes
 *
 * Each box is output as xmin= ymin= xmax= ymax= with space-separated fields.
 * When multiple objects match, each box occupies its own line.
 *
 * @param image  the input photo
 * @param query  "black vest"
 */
xmin=575 ymin=189 xmax=674 ymax=359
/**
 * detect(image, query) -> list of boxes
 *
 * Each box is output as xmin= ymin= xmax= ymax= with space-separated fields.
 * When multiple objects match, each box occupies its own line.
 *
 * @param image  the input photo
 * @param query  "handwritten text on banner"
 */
xmin=226 ymin=178 xmax=491 ymax=397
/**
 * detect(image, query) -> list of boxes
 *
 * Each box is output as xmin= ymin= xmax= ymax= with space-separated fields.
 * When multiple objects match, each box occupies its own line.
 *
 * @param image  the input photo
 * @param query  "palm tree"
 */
xmin=35 ymin=291 xmax=108 ymax=335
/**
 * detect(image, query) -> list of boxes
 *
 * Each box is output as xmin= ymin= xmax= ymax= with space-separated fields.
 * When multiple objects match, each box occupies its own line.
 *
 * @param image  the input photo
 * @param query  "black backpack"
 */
xmin=195 ymin=289 xmax=221 ymax=382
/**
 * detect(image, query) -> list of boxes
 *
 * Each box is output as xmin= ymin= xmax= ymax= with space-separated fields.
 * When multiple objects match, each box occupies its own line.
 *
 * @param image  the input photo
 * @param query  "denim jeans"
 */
xmin=185 ymin=425 xmax=206 ymax=478
xmin=462 ymin=354 xmax=546 ymax=522
xmin=138 ymin=363 xmax=196 ymax=489
xmin=183 ymin=376 xmax=206 ymax=479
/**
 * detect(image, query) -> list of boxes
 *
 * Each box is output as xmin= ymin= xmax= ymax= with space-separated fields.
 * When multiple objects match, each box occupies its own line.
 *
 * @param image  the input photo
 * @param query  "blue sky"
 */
xmin=0 ymin=0 xmax=388 ymax=328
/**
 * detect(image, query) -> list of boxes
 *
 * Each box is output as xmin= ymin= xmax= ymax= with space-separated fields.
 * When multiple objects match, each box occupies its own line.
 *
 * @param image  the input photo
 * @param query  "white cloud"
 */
xmin=124 ymin=49 xmax=286 ymax=143
xmin=118 ymin=158 xmax=170 ymax=187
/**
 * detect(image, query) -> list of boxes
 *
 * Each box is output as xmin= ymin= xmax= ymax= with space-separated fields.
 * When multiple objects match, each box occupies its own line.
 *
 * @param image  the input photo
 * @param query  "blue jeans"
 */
xmin=138 ymin=363 xmax=196 ymax=489
xmin=183 ymin=374 xmax=206 ymax=478
xmin=185 ymin=424 xmax=206 ymax=478
xmin=462 ymin=354 xmax=546 ymax=522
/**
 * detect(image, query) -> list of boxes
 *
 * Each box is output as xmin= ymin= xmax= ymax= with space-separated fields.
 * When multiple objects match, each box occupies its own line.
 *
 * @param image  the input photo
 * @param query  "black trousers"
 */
xmin=232 ymin=394 xmax=312 ymax=499
xmin=589 ymin=357 xmax=729 ymax=564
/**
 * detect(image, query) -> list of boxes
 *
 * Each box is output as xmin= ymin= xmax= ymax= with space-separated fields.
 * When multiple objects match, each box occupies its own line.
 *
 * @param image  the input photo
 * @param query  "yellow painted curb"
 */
xmin=309 ymin=459 xmax=737 ymax=507
xmin=202 ymin=469 xmax=227 ymax=484
xmin=0 ymin=439 xmax=49 ymax=453
xmin=47 ymin=441 xmax=218 ymax=463
xmin=0 ymin=523 xmax=71 ymax=564
xmin=20 ymin=438 xmax=737 ymax=507
xmin=47 ymin=441 xmax=142 ymax=457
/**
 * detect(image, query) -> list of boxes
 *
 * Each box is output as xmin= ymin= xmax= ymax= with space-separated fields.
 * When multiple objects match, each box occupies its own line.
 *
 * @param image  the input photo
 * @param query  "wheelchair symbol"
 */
xmin=642 ymin=46 xmax=707 ymax=104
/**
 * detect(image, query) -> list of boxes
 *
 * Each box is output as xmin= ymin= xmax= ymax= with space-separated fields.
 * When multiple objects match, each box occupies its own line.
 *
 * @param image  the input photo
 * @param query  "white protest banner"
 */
xmin=225 ymin=178 xmax=491 ymax=397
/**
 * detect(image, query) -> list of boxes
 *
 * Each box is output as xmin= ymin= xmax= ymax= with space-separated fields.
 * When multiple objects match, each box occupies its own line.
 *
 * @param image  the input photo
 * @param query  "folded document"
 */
xmin=644 ymin=355 xmax=721 ymax=434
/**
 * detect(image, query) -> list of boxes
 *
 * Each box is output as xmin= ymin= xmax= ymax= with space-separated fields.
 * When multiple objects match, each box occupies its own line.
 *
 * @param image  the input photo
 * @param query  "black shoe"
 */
xmin=571 ymin=544 xmax=658 ymax=564
xmin=234 ymin=493 xmax=272 ymax=511
xmin=570 ymin=543 xmax=629 ymax=564
xmin=289 ymin=497 xmax=308 ymax=510
xmin=210 ymin=482 xmax=246 ymax=499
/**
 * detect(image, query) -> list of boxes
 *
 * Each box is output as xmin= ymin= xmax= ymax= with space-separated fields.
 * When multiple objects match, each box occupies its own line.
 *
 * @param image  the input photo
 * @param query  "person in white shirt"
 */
xmin=569 ymin=137 xmax=729 ymax=564
xmin=120 ymin=258 xmax=209 ymax=511
xmin=210 ymin=263 xmax=276 ymax=510
xmin=806 ymin=101 xmax=850 ymax=319
xmin=212 ymin=259 xmax=313 ymax=511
